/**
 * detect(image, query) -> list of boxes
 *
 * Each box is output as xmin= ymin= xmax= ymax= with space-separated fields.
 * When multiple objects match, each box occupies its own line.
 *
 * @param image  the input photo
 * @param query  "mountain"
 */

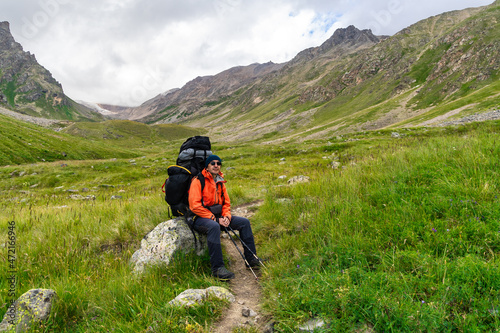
xmin=0 ymin=21 xmax=103 ymax=122
xmin=113 ymin=62 xmax=285 ymax=122
xmin=118 ymin=26 xmax=379 ymax=124
xmin=122 ymin=2 xmax=499 ymax=142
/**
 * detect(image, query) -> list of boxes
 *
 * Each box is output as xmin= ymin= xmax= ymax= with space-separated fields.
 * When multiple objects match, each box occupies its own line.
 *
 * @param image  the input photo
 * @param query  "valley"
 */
xmin=0 ymin=1 xmax=499 ymax=332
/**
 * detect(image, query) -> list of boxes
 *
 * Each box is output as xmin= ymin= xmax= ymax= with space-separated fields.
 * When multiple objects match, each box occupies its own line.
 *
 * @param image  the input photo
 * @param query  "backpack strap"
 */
xmin=197 ymin=172 xmax=225 ymax=209
xmin=197 ymin=172 xmax=206 ymax=207
xmin=217 ymin=182 xmax=226 ymax=207
xmin=186 ymin=172 xmax=206 ymax=252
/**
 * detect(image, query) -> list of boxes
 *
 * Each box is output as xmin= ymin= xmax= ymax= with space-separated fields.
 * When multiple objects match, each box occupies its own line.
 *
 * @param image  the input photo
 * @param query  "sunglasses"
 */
xmin=209 ymin=161 xmax=222 ymax=166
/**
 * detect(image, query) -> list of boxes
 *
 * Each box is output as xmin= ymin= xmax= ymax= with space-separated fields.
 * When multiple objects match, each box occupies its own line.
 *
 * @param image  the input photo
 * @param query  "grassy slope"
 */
xmin=0 ymin=114 xmax=208 ymax=166
xmin=256 ymin=122 xmax=500 ymax=332
xmin=183 ymin=2 xmax=499 ymax=142
xmin=0 ymin=114 xmax=138 ymax=165
xmin=0 ymin=120 xmax=499 ymax=332
xmin=61 ymin=120 xmax=206 ymax=148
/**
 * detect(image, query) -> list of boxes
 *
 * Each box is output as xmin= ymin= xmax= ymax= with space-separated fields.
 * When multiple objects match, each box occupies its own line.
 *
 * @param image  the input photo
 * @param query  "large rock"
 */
xmin=168 ymin=286 xmax=235 ymax=307
xmin=0 ymin=289 xmax=57 ymax=332
xmin=130 ymin=217 xmax=207 ymax=273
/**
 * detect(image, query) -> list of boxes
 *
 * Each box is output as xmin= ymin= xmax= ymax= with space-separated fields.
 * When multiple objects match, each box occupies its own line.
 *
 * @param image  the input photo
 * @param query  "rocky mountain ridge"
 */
xmin=119 ymin=25 xmax=382 ymax=123
xmin=113 ymin=2 xmax=498 ymax=144
xmin=0 ymin=21 xmax=102 ymax=121
xmin=146 ymin=2 xmax=498 ymax=142
xmin=2 ymin=2 xmax=499 ymax=143
xmin=116 ymin=61 xmax=285 ymax=122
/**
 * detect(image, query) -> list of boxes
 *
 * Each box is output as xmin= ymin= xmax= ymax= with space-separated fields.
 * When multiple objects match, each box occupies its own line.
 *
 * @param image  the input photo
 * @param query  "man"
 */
xmin=188 ymin=154 xmax=260 ymax=280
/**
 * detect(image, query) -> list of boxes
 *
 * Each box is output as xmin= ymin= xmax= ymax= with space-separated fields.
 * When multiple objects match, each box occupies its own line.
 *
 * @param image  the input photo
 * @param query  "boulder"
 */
xmin=168 ymin=286 xmax=235 ymax=307
xmin=0 ymin=289 xmax=57 ymax=333
xmin=130 ymin=217 xmax=207 ymax=273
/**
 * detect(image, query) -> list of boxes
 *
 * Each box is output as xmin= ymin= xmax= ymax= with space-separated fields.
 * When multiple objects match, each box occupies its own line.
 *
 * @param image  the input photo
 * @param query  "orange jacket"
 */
xmin=188 ymin=169 xmax=231 ymax=220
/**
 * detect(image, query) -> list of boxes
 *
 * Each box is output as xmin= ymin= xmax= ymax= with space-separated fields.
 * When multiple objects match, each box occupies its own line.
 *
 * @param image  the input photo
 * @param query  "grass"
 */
xmin=0 ymin=120 xmax=499 ymax=332
xmin=61 ymin=120 xmax=206 ymax=148
xmin=255 ymin=121 xmax=500 ymax=332
xmin=0 ymin=114 xmax=139 ymax=165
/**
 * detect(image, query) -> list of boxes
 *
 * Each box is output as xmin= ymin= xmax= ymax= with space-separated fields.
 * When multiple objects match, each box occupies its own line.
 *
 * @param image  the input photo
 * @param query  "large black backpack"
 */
xmin=162 ymin=136 xmax=212 ymax=217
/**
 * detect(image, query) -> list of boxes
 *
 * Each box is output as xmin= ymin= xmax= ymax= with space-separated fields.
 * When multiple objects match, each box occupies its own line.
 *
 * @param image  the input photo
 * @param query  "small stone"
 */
xmin=242 ymin=307 xmax=257 ymax=317
xmin=299 ymin=318 xmax=326 ymax=332
xmin=287 ymin=176 xmax=310 ymax=185
xmin=330 ymin=161 xmax=341 ymax=169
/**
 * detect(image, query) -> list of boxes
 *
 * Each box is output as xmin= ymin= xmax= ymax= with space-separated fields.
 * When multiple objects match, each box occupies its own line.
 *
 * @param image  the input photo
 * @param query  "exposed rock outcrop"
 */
xmin=0 ymin=21 xmax=102 ymax=121
xmin=0 ymin=289 xmax=57 ymax=333
xmin=0 ymin=22 xmax=66 ymax=107
xmin=130 ymin=217 xmax=207 ymax=273
xmin=168 ymin=286 xmax=235 ymax=308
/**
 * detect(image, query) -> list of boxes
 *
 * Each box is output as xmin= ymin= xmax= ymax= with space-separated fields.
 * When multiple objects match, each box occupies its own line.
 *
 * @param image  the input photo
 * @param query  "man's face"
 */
xmin=207 ymin=160 xmax=222 ymax=174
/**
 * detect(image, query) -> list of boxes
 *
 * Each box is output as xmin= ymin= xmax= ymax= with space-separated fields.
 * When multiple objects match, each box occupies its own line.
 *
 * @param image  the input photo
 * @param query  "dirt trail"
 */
xmin=213 ymin=201 xmax=269 ymax=333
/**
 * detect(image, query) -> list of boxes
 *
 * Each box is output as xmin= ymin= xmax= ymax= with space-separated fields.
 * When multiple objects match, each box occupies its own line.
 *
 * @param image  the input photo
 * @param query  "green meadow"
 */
xmin=0 ymin=119 xmax=499 ymax=332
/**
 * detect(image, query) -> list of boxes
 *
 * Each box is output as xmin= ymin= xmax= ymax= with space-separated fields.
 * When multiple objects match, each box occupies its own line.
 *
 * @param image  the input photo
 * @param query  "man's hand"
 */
xmin=219 ymin=216 xmax=230 ymax=227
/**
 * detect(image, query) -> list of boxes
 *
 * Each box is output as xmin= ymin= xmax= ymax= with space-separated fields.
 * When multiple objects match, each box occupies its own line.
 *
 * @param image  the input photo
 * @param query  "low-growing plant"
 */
xmin=1 ymin=120 xmax=499 ymax=332
xmin=256 ymin=121 xmax=500 ymax=332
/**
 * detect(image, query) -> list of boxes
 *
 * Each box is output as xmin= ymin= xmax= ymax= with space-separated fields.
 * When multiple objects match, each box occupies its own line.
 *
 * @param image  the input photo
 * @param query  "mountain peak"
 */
xmin=318 ymin=25 xmax=380 ymax=52
xmin=0 ymin=21 xmax=20 ymax=51
xmin=0 ymin=21 xmax=103 ymax=121
xmin=291 ymin=25 xmax=381 ymax=64
xmin=0 ymin=21 xmax=10 ymax=31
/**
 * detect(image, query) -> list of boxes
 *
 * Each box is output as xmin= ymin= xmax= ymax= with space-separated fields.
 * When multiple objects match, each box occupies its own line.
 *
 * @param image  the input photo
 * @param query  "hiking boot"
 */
xmin=246 ymin=258 xmax=266 ymax=269
xmin=212 ymin=267 xmax=235 ymax=280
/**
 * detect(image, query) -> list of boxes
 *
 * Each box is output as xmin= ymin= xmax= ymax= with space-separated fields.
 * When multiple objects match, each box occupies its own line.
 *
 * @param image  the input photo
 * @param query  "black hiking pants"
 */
xmin=192 ymin=216 xmax=257 ymax=272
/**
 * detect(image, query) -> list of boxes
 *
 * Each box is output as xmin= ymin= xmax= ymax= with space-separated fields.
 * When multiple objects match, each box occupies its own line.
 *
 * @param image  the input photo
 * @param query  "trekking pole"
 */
xmin=224 ymin=227 xmax=259 ymax=280
xmin=227 ymin=226 xmax=267 ymax=268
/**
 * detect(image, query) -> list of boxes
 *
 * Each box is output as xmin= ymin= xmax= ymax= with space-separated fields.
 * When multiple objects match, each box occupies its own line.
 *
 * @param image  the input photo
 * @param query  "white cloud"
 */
xmin=0 ymin=0 xmax=493 ymax=106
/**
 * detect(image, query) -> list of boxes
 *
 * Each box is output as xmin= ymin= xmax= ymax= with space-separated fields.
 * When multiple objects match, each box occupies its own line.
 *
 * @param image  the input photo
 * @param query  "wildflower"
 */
xmin=446 ymin=229 xmax=450 ymax=232
xmin=432 ymin=228 xmax=437 ymax=232
xmin=297 ymin=264 xmax=300 ymax=269
xmin=421 ymin=300 xmax=425 ymax=304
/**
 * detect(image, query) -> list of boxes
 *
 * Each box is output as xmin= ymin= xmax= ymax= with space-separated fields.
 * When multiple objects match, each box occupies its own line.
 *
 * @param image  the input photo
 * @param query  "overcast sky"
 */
xmin=0 ymin=0 xmax=493 ymax=107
